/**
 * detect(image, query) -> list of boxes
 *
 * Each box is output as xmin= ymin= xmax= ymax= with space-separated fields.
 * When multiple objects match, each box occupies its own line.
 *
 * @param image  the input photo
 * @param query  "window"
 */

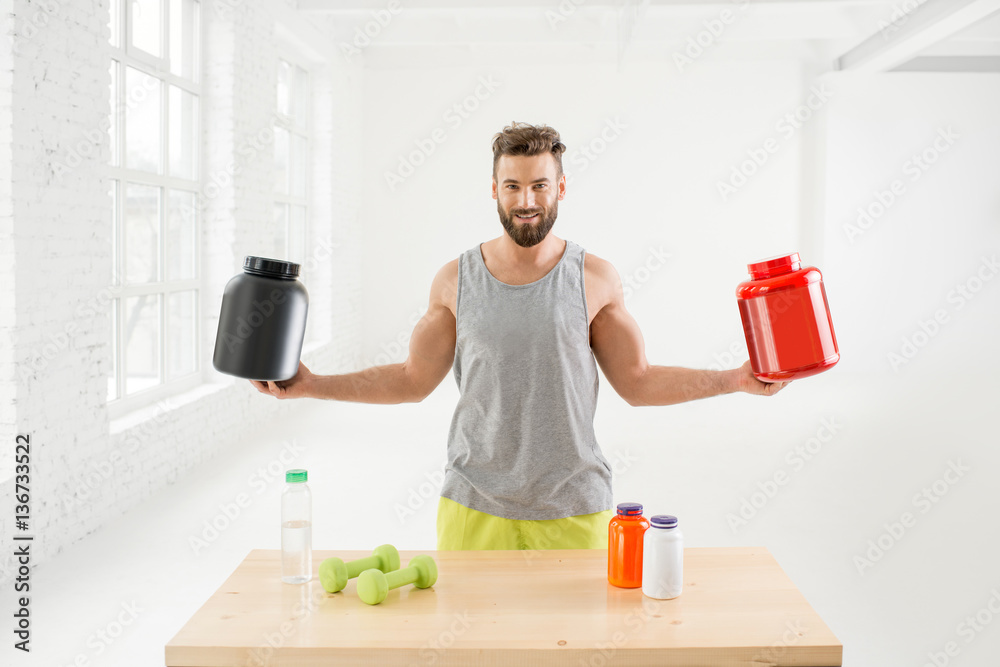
xmin=108 ymin=0 xmax=201 ymax=410
xmin=274 ymin=58 xmax=309 ymax=265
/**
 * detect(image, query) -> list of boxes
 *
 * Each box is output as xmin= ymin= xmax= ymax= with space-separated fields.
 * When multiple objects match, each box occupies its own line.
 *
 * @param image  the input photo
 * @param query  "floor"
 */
xmin=2 ymin=368 xmax=997 ymax=666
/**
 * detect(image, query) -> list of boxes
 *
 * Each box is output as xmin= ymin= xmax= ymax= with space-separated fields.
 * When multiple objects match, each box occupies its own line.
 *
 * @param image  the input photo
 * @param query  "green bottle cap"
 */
xmin=286 ymin=469 xmax=308 ymax=483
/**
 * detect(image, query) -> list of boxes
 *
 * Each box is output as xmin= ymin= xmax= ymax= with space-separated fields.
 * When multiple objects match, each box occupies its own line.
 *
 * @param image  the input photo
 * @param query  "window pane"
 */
xmin=125 ymin=66 xmax=161 ymax=173
xmin=109 ymin=298 xmax=119 ymax=401
xmin=274 ymin=126 xmax=288 ymax=194
xmin=291 ymin=133 xmax=307 ymax=198
xmin=166 ymin=190 xmax=196 ymax=280
xmin=168 ymin=290 xmax=197 ymax=378
xmin=110 ymin=61 xmax=119 ymax=167
xmin=125 ymin=183 xmax=160 ymax=283
xmin=110 ymin=0 xmax=120 ymax=48
xmin=293 ymin=66 xmax=308 ymax=126
xmin=124 ymin=294 xmax=161 ymax=394
xmin=277 ymin=60 xmax=290 ymax=117
xmin=111 ymin=179 xmax=120 ymax=286
xmin=289 ymin=205 xmax=306 ymax=265
xmin=169 ymin=0 xmax=200 ymax=80
xmin=273 ymin=203 xmax=288 ymax=258
xmin=169 ymin=85 xmax=198 ymax=179
xmin=131 ymin=0 xmax=162 ymax=57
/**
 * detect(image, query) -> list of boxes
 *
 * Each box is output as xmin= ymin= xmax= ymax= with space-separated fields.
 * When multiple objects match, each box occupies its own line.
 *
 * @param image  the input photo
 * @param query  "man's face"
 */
xmin=492 ymin=153 xmax=566 ymax=248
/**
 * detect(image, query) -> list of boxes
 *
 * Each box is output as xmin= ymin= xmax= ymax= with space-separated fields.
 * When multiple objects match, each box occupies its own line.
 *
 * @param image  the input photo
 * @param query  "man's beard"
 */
xmin=498 ymin=200 xmax=558 ymax=248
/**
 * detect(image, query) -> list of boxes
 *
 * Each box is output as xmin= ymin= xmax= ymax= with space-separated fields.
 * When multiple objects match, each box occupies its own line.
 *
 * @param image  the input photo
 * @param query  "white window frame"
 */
xmin=274 ymin=50 xmax=310 ymax=266
xmin=109 ymin=0 xmax=203 ymax=419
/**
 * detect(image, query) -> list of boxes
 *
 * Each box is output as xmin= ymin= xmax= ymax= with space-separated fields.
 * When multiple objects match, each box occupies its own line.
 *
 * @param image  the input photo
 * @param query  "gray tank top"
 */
xmin=440 ymin=239 xmax=614 ymax=520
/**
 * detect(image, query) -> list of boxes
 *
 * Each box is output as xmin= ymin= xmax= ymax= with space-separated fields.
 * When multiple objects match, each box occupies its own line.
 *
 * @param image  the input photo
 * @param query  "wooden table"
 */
xmin=165 ymin=546 xmax=842 ymax=666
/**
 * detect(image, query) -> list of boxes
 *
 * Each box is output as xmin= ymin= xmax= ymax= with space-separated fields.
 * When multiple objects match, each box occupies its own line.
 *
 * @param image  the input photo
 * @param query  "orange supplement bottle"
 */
xmin=608 ymin=502 xmax=650 ymax=588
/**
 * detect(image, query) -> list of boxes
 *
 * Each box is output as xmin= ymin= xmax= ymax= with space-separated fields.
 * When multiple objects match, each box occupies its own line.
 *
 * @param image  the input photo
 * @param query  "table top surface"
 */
xmin=165 ymin=546 xmax=842 ymax=667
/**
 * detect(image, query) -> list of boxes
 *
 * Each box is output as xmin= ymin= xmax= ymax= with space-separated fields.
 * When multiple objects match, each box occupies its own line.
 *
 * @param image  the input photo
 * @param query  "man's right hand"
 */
xmin=250 ymin=361 xmax=314 ymax=400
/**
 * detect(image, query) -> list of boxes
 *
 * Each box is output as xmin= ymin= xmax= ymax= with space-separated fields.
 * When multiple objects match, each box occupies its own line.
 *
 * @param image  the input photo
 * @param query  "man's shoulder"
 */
xmin=582 ymin=251 xmax=623 ymax=316
xmin=583 ymin=251 xmax=620 ymax=287
xmin=430 ymin=257 xmax=461 ymax=315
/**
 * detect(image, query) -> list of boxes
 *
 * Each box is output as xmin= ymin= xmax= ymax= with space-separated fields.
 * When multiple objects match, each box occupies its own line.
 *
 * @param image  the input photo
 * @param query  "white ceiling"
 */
xmin=292 ymin=0 xmax=1000 ymax=71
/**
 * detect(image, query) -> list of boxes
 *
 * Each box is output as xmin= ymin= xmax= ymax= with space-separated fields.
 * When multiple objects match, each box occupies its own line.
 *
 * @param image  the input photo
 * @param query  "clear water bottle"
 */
xmin=281 ymin=469 xmax=312 ymax=584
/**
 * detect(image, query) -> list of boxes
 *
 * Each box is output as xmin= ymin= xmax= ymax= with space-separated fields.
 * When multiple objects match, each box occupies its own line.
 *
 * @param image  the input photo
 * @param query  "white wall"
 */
xmin=820 ymin=72 xmax=1000 ymax=380
xmin=359 ymin=62 xmax=999 ymax=386
xmin=359 ymin=59 xmax=819 ymax=378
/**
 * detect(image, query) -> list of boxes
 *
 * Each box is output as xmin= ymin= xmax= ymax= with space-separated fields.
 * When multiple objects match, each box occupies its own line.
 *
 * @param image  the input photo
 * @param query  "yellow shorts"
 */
xmin=436 ymin=496 xmax=613 ymax=551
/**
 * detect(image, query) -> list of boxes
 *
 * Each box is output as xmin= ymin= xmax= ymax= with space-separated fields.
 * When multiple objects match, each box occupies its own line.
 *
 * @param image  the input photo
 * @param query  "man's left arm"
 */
xmin=589 ymin=258 xmax=787 ymax=407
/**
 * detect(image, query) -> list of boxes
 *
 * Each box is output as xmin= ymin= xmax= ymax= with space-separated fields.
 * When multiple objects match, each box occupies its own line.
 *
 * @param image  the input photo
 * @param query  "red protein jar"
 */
xmin=736 ymin=252 xmax=839 ymax=382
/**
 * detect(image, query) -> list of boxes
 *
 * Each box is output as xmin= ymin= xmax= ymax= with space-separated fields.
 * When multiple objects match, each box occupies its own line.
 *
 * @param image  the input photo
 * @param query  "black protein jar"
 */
xmin=212 ymin=256 xmax=309 ymax=381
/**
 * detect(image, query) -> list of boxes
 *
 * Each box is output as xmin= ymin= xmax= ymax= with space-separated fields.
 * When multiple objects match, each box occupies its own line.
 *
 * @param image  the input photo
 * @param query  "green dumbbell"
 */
xmin=319 ymin=544 xmax=400 ymax=593
xmin=356 ymin=555 xmax=437 ymax=605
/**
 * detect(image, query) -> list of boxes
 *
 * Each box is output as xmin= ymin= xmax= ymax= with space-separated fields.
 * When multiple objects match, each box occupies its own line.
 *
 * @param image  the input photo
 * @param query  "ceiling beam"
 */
xmin=890 ymin=54 xmax=1000 ymax=71
xmin=298 ymin=0 xmax=895 ymax=12
xmin=835 ymin=0 xmax=1000 ymax=72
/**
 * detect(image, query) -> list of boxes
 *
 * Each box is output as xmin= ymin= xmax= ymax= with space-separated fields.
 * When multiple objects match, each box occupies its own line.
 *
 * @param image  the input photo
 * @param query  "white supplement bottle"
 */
xmin=642 ymin=515 xmax=683 ymax=599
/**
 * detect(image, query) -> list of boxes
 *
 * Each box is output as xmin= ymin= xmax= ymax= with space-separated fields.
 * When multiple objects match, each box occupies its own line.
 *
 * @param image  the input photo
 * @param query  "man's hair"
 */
xmin=491 ymin=121 xmax=566 ymax=181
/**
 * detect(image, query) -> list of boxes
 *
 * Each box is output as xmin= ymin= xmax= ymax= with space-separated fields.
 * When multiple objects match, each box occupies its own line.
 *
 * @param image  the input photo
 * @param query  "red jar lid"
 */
xmin=747 ymin=252 xmax=801 ymax=280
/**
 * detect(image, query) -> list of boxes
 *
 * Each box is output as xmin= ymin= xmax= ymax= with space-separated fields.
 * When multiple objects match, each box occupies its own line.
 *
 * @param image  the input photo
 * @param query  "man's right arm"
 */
xmin=251 ymin=260 xmax=457 ymax=404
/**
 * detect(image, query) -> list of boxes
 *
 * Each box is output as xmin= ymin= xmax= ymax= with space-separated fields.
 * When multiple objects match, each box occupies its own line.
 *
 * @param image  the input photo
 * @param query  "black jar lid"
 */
xmin=243 ymin=256 xmax=300 ymax=279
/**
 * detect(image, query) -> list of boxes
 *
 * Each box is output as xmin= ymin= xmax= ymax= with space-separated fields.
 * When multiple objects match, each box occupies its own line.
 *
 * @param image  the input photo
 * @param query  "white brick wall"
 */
xmin=0 ymin=0 xmax=363 ymax=576
xmin=0 ymin=6 xmax=16 ymax=452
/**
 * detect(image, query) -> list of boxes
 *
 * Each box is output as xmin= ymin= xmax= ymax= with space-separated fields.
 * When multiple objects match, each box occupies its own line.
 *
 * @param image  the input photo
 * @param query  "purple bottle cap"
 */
xmin=650 ymin=515 xmax=678 ymax=528
xmin=616 ymin=502 xmax=643 ymax=516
